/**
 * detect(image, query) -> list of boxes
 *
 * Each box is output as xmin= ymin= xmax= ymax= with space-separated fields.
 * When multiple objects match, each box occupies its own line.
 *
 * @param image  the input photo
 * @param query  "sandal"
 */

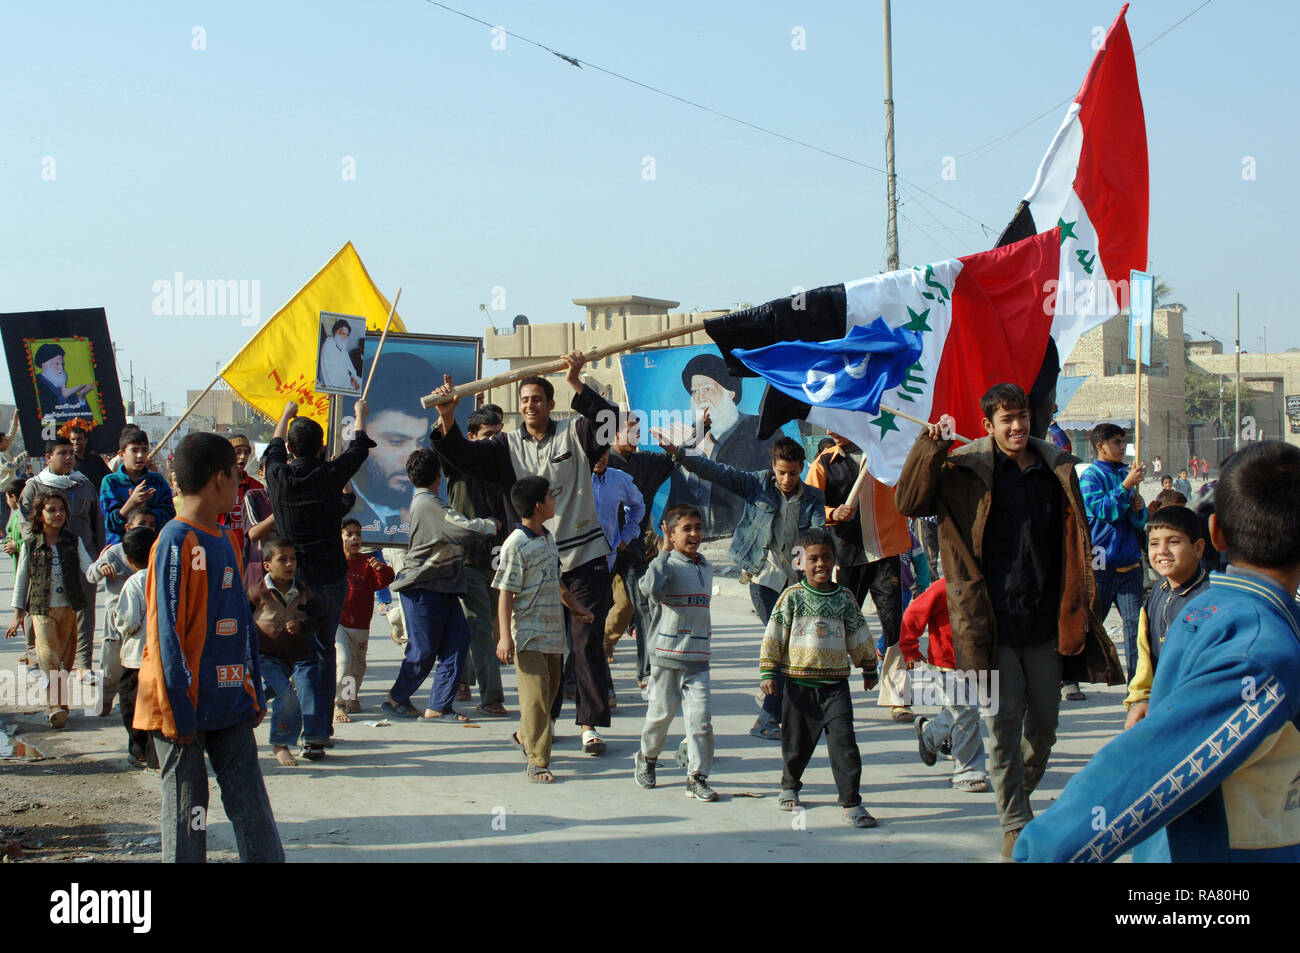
xmin=333 ymin=705 xmax=352 ymax=724
xmin=298 ymin=744 xmax=325 ymax=761
xmin=890 ymin=706 xmax=916 ymax=723
xmin=527 ymin=764 xmax=555 ymax=783
xmin=381 ymin=700 xmax=421 ymax=719
xmin=455 ymin=684 xmax=472 ymax=702
xmin=581 ymin=729 xmax=606 ymax=756
xmin=475 ymin=702 xmax=509 ymax=717
xmin=953 ymin=778 xmax=990 ymax=793
xmin=842 ymin=805 xmax=878 ymax=828
xmin=749 ymin=720 xmax=782 ymax=741
xmin=511 ymin=731 xmax=528 ymax=759
xmin=421 ymin=709 xmax=474 ymax=723
xmin=777 ymin=790 xmax=801 ymax=811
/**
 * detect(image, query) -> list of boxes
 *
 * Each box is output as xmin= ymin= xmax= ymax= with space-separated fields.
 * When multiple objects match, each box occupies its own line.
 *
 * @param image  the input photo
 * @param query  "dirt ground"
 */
xmin=0 ymin=708 xmax=162 ymax=863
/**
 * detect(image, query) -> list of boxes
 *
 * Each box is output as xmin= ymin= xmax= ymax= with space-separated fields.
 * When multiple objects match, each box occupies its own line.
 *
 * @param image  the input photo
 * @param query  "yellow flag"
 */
xmin=221 ymin=242 xmax=405 ymax=424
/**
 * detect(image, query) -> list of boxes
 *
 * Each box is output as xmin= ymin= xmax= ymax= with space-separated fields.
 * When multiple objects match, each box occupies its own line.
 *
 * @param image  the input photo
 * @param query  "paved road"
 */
xmin=2 ymin=561 xmax=1134 ymax=863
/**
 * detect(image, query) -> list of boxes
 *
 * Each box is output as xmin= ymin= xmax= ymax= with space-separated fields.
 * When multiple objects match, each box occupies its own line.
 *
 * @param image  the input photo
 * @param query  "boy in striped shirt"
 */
xmin=134 ymin=432 xmax=283 ymax=863
xmin=760 ymin=527 xmax=878 ymax=827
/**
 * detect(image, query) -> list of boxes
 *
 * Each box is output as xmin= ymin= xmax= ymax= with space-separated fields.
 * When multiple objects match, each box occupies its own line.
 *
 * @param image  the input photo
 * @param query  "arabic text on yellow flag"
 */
xmin=221 ymin=242 xmax=405 ymax=424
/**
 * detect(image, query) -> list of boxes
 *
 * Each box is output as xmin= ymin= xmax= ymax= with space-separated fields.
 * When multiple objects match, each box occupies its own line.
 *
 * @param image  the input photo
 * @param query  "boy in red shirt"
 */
xmin=900 ymin=578 xmax=989 ymax=793
xmin=336 ymin=517 xmax=395 ymax=721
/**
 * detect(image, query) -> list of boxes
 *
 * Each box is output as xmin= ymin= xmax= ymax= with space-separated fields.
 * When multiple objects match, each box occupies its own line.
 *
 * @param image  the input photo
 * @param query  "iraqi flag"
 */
xmin=996 ymin=3 xmax=1148 ymax=362
xmin=704 ymin=229 xmax=1061 ymax=485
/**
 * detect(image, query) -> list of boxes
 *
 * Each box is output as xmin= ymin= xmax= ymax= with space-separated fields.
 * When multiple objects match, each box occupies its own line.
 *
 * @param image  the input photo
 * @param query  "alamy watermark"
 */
xmin=152 ymin=272 xmax=261 ymax=326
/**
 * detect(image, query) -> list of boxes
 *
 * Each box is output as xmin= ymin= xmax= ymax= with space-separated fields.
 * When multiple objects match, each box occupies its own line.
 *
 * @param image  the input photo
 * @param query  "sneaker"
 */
xmin=685 ymin=774 xmax=718 ymax=801
xmin=914 ymin=716 xmax=937 ymax=766
xmin=939 ymin=737 xmax=952 ymax=757
xmin=634 ymin=751 xmax=657 ymax=789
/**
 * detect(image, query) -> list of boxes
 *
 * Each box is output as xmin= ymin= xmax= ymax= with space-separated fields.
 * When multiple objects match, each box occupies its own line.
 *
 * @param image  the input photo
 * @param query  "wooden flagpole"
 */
xmin=361 ymin=288 xmax=402 ymax=402
xmin=419 ymin=319 xmax=706 ymax=408
xmin=147 ymin=373 xmax=223 ymax=461
xmin=841 ymin=406 xmax=971 ymax=507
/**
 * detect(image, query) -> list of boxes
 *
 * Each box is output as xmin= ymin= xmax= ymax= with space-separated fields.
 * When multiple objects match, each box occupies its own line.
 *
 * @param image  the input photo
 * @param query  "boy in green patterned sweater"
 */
xmin=760 ymin=527 xmax=879 ymax=827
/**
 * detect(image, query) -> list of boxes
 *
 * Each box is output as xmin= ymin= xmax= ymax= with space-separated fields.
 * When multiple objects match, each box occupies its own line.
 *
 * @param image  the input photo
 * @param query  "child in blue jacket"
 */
xmin=1016 ymin=441 xmax=1300 ymax=862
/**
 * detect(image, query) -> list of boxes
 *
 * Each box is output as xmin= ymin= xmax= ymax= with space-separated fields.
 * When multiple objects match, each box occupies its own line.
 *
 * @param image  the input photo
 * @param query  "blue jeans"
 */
xmin=261 ymin=655 xmax=328 ymax=747
xmin=305 ymin=579 xmax=348 ymax=738
xmin=1094 ymin=567 xmax=1145 ymax=682
xmin=152 ymin=715 xmax=284 ymax=863
xmin=390 ymin=589 xmax=470 ymax=713
xmin=750 ymin=583 xmax=786 ymax=724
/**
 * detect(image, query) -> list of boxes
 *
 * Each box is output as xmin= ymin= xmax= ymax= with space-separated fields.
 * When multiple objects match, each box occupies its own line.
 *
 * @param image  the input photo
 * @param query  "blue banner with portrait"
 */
xmin=620 ymin=343 xmax=799 ymax=541
xmin=339 ymin=332 xmax=481 ymax=547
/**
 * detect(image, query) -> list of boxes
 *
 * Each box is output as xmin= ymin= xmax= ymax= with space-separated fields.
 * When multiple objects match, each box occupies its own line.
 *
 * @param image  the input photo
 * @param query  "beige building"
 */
xmin=1056 ymin=306 xmax=1191 ymax=467
xmin=1183 ymin=347 xmax=1300 ymax=456
xmin=184 ymin=385 xmax=262 ymax=433
xmin=482 ymin=295 xmax=727 ymax=427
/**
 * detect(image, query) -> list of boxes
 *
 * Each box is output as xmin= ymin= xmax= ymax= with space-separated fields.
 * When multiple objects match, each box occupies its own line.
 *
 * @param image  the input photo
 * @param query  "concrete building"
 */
xmin=183 ymin=385 xmax=262 ymax=432
xmin=1056 ymin=306 xmax=1191 ymax=468
xmin=1183 ymin=348 xmax=1300 ymax=460
xmin=482 ymin=295 xmax=726 ymax=427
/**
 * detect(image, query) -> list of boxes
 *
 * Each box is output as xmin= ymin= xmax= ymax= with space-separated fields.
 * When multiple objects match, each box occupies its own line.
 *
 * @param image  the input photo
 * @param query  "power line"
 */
xmin=419 ymin=0 xmax=1212 ymax=253
xmin=420 ymin=0 xmax=890 ymax=175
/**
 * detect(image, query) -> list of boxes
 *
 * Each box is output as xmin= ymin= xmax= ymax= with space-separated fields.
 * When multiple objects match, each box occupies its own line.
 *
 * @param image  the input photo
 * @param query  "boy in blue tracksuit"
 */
xmin=650 ymin=432 xmax=825 ymax=740
xmin=1016 ymin=441 xmax=1300 ymax=862
xmin=1080 ymin=423 xmax=1147 ymax=681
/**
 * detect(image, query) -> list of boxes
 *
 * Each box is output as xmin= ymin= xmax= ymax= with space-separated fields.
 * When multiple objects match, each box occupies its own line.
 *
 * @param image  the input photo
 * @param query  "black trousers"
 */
xmin=839 ymin=554 xmax=902 ymax=647
xmin=118 ymin=668 xmax=158 ymax=767
xmin=780 ymin=679 xmax=862 ymax=807
xmin=550 ymin=557 xmax=612 ymax=728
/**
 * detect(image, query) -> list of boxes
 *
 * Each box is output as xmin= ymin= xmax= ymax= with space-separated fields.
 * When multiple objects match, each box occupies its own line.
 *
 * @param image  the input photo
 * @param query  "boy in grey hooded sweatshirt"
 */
xmin=635 ymin=504 xmax=717 ymax=801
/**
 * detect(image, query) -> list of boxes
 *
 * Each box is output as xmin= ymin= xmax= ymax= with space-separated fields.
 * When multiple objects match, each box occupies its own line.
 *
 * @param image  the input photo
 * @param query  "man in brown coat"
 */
xmin=895 ymin=383 xmax=1123 ymax=859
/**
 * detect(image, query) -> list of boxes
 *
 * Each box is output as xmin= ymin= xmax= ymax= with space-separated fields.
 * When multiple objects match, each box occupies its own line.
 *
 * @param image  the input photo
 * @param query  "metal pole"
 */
xmin=1234 ymin=292 xmax=1241 ymax=451
xmin=882 ymin=0 xmax=900 ymax=271
xmin=129 ymin=360 xmax=135 ymax=416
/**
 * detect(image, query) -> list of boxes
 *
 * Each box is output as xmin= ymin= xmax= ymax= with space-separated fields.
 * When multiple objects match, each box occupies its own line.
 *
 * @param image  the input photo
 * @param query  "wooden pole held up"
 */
xmin=361 ymin=288 xmax=402 ymax=402
xmin=419 ymin=319 xmax=706 ymax=409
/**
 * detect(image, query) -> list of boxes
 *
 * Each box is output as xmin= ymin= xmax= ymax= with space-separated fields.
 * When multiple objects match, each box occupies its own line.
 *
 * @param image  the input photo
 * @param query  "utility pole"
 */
xmin=1234 ymin=292 xmax=1241 ymax=452
xmin=128 ymin=360 xmax=135 ymax=416
xmin=882 ymin=0 xmax=900 ymax=271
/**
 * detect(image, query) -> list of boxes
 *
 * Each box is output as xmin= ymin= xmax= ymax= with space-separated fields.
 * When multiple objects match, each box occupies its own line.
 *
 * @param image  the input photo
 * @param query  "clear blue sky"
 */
xmin=1 ymin=0 xmax=1293 ymax=411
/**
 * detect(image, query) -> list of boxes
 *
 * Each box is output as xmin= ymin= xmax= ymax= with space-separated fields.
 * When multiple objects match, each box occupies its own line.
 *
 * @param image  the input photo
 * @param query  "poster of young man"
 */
xmin=315 ymin=311 xmax=366 ymax=396
xmin=0 ymin=308 xmax=127 ymax=455
xmin=620 ymin=343 xmax=796 ymax=540
xmin=339 ymin=332 xmax=480 ymax=546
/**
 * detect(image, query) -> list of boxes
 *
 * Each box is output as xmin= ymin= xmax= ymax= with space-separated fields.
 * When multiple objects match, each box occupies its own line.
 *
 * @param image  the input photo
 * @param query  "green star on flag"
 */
xmin=869 ymin=411 xmax=900 ymax=438
xmin=903 ymin=306 xmax=931 ymax=332
xmin=1057 ymin=218 xmax=1078 ymax=243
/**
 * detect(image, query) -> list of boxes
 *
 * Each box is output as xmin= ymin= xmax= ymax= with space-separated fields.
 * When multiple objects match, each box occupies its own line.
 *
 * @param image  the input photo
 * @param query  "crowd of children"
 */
xmin=4 ymin=364 xmax=1299 ymax=864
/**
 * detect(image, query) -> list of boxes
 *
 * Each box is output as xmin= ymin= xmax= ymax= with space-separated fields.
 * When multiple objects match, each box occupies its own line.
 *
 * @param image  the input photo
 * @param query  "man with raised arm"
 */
xmin=428 ymin=352 xmax=620 ymax=755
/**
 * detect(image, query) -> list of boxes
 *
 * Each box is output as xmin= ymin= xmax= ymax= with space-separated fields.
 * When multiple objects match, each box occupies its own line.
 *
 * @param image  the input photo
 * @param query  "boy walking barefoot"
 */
xmin=133 ymin=432 xmax=283 ymax=863
xmin=634 ymin=504 xmax=716 ymax=801
xmin=760 ymin=528 xmax=878 ymax=827
xmin=1122 ymin=505 xmax=1210 ymax=729
xmin=494 ymin=476 xmax=594 ymax=783
xmin=249 ymin=538 xmax=328 ymax=764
